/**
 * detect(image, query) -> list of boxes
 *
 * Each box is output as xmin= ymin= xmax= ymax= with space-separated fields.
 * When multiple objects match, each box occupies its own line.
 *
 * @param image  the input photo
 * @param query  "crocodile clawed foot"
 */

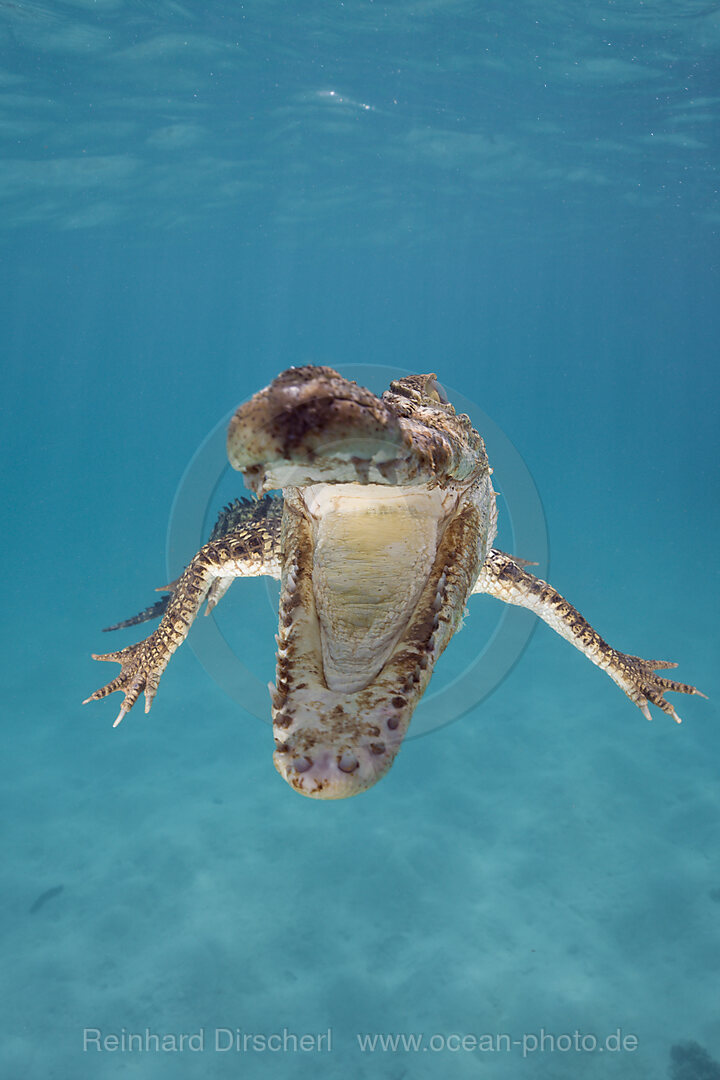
xmin=616 ymin=653 xmax=707 ymax=723
xmin=83 ymin=635 xmax=164 ymax=727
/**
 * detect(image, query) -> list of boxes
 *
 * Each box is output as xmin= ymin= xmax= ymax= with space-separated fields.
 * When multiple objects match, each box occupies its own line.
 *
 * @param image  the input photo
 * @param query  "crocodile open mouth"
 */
xmin=227 ymin=366 xmax=496 ymax=798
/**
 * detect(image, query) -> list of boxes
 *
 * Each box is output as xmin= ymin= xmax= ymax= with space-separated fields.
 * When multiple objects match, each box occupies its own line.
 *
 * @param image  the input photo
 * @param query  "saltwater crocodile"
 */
xmin=84 ymin=366 xmax=704 ymax=799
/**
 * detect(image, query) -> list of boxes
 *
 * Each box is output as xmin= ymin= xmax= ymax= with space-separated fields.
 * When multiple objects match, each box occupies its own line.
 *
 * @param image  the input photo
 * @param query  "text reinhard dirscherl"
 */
xmin=82 ymin=1027 xmax=639 ymax=1058
xmin=83 ymin=1029 xmax=332 ymax=1054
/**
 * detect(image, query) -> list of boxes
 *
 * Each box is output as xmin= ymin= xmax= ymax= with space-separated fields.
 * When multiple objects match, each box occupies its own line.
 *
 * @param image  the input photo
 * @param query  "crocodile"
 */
xmin=84 ymin=365 xmax=704 ymax=799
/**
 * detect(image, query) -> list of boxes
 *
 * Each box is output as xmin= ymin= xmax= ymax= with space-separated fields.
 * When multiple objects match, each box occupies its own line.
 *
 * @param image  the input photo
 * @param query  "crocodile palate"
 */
xmin=85 ymin=366 xmax=704 ymax=799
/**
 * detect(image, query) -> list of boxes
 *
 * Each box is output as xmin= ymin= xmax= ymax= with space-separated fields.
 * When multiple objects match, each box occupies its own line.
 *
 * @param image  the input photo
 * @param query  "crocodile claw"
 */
xmin=619 ymin=654 xmax=706 ymax=724
xmin=83 ymin=636 xmax=164 ymax=725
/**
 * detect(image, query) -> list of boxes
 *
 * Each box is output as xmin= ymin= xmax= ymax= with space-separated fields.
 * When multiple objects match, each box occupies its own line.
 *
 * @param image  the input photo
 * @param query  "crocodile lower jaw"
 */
xmin=270 ymin=482 xmax=478 ymax=799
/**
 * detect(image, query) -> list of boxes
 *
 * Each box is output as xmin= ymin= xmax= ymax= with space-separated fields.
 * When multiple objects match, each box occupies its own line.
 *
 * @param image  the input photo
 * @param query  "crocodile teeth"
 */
xmin=268 ymin=683 xmax=287 ymax=710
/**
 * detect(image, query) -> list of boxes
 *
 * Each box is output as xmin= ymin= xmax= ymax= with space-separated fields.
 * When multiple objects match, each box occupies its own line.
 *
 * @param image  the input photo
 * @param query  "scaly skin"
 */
xmin=84 ymin=499 xmax=283 ymax=726
xmin=473 ymin=550 xmax=705 ymax=723
xmin=85 ymin=366 xmax=704 ymax=796
xmin=99 ymin=496 xmax=283 ymax=633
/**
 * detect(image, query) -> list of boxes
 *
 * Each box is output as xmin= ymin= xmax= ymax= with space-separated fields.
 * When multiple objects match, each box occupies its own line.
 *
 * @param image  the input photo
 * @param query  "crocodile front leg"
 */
xmin=473 ymin=549 xmax=705 ymax=722
xmin=100 ymin=494 xmax=284 ymax=633
xmin=84 ymin=527 xmax=282 ymax=727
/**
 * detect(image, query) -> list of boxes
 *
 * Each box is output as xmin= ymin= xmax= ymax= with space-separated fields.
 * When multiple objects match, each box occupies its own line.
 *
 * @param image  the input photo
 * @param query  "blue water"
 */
xmin=2 ymin=2 xmax=719 ymax=1077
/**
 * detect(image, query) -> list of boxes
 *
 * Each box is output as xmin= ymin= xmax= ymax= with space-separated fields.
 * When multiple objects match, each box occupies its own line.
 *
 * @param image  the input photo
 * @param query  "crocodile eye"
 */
xmin=427 ymin=378 xmax=449 ymax=404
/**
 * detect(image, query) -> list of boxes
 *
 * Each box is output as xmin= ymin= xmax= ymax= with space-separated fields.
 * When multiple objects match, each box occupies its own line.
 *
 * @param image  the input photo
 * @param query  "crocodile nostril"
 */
xmin=338 ymin=752 xmax=359 ymax=773
xmin=291 ymin=756 xmax=313 ymax=773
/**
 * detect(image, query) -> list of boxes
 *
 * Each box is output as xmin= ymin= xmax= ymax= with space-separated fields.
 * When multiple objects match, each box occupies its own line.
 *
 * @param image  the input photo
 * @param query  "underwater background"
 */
xmin=2 ymin=1 xmax=719 ymax=1077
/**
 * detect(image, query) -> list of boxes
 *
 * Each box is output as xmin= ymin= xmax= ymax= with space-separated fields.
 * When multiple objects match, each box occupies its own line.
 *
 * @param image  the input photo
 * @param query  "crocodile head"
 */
xmin=227 ymin=366 xmax=497 ymax=799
